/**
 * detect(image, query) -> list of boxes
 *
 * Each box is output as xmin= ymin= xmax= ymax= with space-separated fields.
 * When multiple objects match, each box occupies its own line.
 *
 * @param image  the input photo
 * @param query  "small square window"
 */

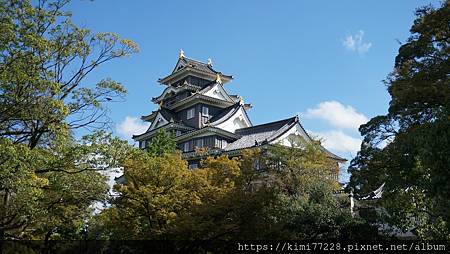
xmin=183 ymin=142 xmax=189 ymax=152
xmin=187 ymin=108 xmax=195 ymax=119
xmin=202 ymin=106 xmax=209 ymax=117
xmin=195 ymin=139 xmax=204 ymax=148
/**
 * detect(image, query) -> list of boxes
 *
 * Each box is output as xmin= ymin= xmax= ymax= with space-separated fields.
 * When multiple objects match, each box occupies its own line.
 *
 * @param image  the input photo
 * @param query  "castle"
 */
xmin=133 ymin=51 xmax=345 ymax=175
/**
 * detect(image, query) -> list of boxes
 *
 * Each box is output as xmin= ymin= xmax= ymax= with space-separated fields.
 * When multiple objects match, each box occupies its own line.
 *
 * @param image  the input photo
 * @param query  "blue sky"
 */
xmin=66 ymin=0 xmax=439 ymax=181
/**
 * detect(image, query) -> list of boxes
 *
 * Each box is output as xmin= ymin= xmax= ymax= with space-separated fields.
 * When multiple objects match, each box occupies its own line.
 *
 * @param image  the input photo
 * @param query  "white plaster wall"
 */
xmin=215 ymin=108 xmax=251 ymax=133
xmin=203 ymin=84 xmax=231 ymax=101
xmin=271 ymin=123 xmax=310 ymax=147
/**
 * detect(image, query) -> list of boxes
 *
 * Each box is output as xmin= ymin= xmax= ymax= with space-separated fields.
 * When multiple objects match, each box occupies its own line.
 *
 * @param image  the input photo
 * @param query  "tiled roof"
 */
xmin=132 ymin=122 xmax=195 ymax=140
xmin=225 ymin=117 xmax=298 ymax=151
xmin=141 ymin=110 xmax=158 ymax=121
xmin=224 ymin=131 xmax=274 ymax=151
xmin=235 ymin=117 xmax=297 ymax=136
xmin=159 ymin=57 xmax=233 ymax=85
xmin=319 ymin=146 xmax=347 ymax=161
xmin=141 ymin=108 xmax=179 ymax=123
xmin=167 ymin=93 xmax=234 ymax=111
xmin=159 ymin=108 xmax=178 ymax=122
xmin=174 ymin=57 xmax=219 ymax=75
xmin=151 ymin=83 xmax=201 ymax=103
xmin=209 ymin=103 xmax=242 ymax=124
xmin=176 ymin=126 xmax=241 ymax=142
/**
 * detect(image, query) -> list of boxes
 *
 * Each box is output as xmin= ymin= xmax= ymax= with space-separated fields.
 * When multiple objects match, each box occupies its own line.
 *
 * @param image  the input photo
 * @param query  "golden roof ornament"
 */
xmin=215 ymin=73 xmax=222 ymax=84
xmin=179 ymin=49 xmax=185 ymax=59
xmin=207 ymin=58 xmax=213 ymax=67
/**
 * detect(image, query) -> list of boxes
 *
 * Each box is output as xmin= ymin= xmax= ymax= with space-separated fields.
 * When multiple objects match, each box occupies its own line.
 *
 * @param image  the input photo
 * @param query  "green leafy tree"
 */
xmin=167 ymin=151 xmax=276 ymax=241
xmin=0 ymin=138 xmax=48 ymax=239
xmin=265 ymin=135 xmax=341 ymax=195
xmin=146 ymin=129 xmax=177 ymax=157
xmin=348 ymin=1 xmax=450 ymax=239
xmin=257 ymin=135 xmax=374 ymax=240
xmin=97 ymin=134 xmax=367 ymax=243
xmin=91 ymin=149 xmax=198 ymax=240
xmin=0 ymin=0 xmax=138 ymax=240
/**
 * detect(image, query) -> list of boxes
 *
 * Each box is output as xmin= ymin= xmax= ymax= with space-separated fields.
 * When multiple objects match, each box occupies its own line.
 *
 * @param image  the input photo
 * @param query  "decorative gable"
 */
xmin=202 ymin=83 xmax=234 ymax=102
xmin=172 ymin=58 xmax=187 ymax=74
xmin=213 ymin=107 xmax=252 ymax=133
xmin=271 ymin=122 xmax=311 ymax=146
xmin=147 ymin=112 xmax=169 ymax=132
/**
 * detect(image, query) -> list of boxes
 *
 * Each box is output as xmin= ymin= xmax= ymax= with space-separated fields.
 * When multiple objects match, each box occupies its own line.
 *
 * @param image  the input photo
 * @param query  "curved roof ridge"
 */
xmin=172 ymin=56 xmax=220 ymax=75
xmin=152 ymin=83 xmax=201 ymax=102
xmin=266 ymin=117 xmax=299 ymax=142
xmin=132 ymin=122 xmax=195 ymax=139
xmin=176 ymin=126 xmax=241 ymax=141
xmin=235 ymin=116 xmax=297 ymax=135
xmin=209 ymin=103 xmax=242 ymax=125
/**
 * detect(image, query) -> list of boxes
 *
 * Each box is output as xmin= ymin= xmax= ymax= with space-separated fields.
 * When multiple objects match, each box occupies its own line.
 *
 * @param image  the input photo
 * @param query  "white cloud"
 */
xmin=304 ymin=100 xmax=368 ymax=130
xmin=116 ymin=116 xmax=150 ymax=139
xmin=308 ymin=130 xmax=362 ymax=155
xmin=342 ymin=30 xmax=372 ymax=55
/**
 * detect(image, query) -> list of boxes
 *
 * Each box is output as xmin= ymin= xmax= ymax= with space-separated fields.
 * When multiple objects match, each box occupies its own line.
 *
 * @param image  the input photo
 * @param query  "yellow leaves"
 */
xmin=120 ymin=38 xmax=140 ymax=54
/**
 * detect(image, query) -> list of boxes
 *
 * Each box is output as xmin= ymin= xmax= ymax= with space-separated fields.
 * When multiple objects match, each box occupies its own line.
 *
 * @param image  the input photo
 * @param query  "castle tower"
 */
xmin=133 ymin=51 xmax=345 ymax=170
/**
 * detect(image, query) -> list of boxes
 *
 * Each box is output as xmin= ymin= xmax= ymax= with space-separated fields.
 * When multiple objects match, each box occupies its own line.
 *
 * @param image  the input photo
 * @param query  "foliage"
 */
xmin=259 ymin=136 xmax=373 ymax=240
xmin=0 ymin=0 xmax=138 ymax=240
xmin=167 ymin=151 xmax=277 ymax=241
xmin=93 ymin=134 xmax=369 ymax=242
xmin=0 ymin=0 xmax=138 ymax=149
xmin=265 ymin=135 xmax=341 ymax=195
xmin=348 ymin=1 xmax=450 ymax=240
xmin=0 ymin=138 xmax=48 ymax=238
xmin=90 ymin=149 xmax=195 ymax=240
xmin=146 ymin=129 xmax=177 ymax=157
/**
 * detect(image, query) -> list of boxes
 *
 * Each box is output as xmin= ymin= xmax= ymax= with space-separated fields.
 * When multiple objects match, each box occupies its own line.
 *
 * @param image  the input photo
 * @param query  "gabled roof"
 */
xmin=133 ymin=122 xmax=195 ymax=141
xmin=141 ymin=110 xmax=158 ymax=122
xmin=176 ymin=126 xmax=241 ymax=142
xmin=209 ymin=103 xmax=242 ymax=124
xmin=152 ymin=83 xmax=201 ymax=103
xmin=235 ymin=117 xmax=297 ymax=136
xmin=167 ymin=93 xmax=235 ymax=111
xmin=172 ymin=57 xmax=218 ymax=75
xmin=158 ymin=56 xmax=232 ymax=85
xmin=141 ymin=108 xmax=178 ymax=123
xmin=225 ymin=117 xmax=298 ymax=151
xmin=319 ymin=146 xmax=347 ymax=162
xmin=160 ymin=108 xmax=178 ymax=122
xmin=223 ymin=116 xmax=346 ymax=162
xmin=198 ymin=83 xmax=235 ymax=102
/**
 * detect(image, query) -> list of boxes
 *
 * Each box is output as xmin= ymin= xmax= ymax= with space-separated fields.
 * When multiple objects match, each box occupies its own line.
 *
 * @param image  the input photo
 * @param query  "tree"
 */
xmin=0 ymin=0 xmax=138 ymax=149
xmin=90 ymin=135 xmax=273 ymax=242
xmin=256 ymin=135 xmax=372 ymax=240
xmin=264 ymin=135 xmax=341 ymax=195
xmin=91 ymin=149 xmax=197 ymax=240
xmin=166 ymin=150 xmax=276 ymax=242
xmin=0 ymin=0 xmax=138 ymax=240
xmin=97 ymin=133 xmax=367 ymax=244
xmin=146 ymin=129 xmax=177 ymax=157
xmin=348 ymin=1 xmax=450 ymax=239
